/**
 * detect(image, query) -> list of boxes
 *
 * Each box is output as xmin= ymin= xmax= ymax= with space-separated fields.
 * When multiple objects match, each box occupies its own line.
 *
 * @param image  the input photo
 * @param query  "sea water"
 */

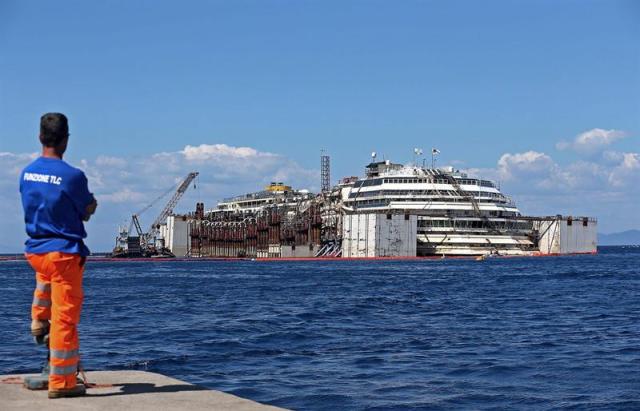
xmin=1 ymin=246 xmax=638 ymax=410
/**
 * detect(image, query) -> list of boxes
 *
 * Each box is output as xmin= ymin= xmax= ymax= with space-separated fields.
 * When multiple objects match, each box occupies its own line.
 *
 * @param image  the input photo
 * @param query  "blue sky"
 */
xmin=1 ymin=0 xmax=638 ymax=252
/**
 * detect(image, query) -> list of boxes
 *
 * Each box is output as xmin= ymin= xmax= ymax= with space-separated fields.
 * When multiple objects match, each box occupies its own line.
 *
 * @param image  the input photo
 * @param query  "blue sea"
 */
xmin=1 ymin=247 xmax=639 ymax=410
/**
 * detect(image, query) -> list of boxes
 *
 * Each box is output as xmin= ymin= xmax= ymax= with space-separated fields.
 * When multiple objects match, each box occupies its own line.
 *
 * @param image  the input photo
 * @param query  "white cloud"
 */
xmin=602 ymin=150 xmax=624 ymax=164
xmin=473 ymin=145 xmax=639 ymax=193
xmin=97 ymin=188 xmax=147 ymax=204
xmin=0 ymin=152 xmax=38 ymax=191
xmin=556 ymin=128 xmax=627 ymax=153
xmin=80 ymin=144 xmax=318 ymax=206
xmin=575 ymin=128 xmax=626 ymax=147
xmin=497 ymin=151 xmax=555 ymax=181
xmin=608 ymin=152 xmax=640 ymax=187
xmin=95 ymin=155 xmax=127 ymax=168
xmin=181 ymin=144 xmax=271 ymax=161
xmin=466 ymin=143 xmax=640 ymax=233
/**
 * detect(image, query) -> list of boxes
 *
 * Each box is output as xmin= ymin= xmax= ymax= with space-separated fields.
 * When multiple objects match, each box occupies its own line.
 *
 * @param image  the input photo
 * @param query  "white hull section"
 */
xmin=534 ymin=217 xmax=597 ymax=254
xmin=342 ymin=213 xmax=417 ymax=257
xmin=417 ymin=233 xmax=533 ymax=256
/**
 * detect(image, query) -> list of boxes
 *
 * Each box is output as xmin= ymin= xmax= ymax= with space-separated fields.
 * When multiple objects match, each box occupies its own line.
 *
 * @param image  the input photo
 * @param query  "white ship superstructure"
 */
xmin=214 ymin=182 xmax=313 ymax=215
xmin=338 ymin=161 xmax=535 ymax=255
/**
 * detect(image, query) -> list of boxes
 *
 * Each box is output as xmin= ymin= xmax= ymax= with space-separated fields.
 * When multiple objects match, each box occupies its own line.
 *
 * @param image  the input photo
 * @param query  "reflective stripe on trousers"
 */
xmin=32 ymin=296 xmax=51 ymax=307
xmin=35 ymin=282 xmax=51 ymax=293
xmin=50 ymin=363 xmax=78 ymax=376
xmin=31 ymin=269 xmax=53 ymax=320
xmin=50 ymin=348 xmax=79 ymax=360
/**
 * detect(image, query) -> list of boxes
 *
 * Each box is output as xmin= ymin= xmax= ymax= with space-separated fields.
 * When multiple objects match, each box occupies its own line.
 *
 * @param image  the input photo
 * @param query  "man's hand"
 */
xmin=83 ymin=198 xmax=98 ymax=222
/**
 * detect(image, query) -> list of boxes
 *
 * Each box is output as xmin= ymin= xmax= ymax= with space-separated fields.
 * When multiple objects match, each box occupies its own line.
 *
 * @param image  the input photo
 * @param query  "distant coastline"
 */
xmin=598 ymin=230 xmax=640 ymax=246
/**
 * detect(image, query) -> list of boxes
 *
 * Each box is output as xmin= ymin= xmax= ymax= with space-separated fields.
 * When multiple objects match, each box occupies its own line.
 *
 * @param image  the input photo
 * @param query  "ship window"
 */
xmin=386 ymin=214 xmax=392 ymax=220
xmin=567 ymin=217 xmax=572 ymax=226
xmin=583 ymin=218 xmax=588 ymax=227
xmin=404 ymin=214 xmax=410 ymax=220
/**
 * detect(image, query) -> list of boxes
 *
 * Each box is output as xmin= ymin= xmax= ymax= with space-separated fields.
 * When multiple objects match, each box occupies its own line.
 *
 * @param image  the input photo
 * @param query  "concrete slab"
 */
xmin=0 ymin=370 xmax=286 ymax=411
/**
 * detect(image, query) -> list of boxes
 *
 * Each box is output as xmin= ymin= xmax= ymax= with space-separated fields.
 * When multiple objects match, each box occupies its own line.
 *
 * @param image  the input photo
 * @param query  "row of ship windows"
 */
xmin=347 ymin=198 xmax=508 ymax=205
xmin=349 ymin=190 xmax=506 ymax=200
xmin=219 ymin=199 xmax=275 ymax=209
xmin=418 ymin=220 xmax=532 ymax=229
xmin=353 ymin=178 xmax=495 ymax=188
xmin=346 ymin=197 xmax=512 ymax=207
xmin=458 ymin=179 xmax=495 ymax=187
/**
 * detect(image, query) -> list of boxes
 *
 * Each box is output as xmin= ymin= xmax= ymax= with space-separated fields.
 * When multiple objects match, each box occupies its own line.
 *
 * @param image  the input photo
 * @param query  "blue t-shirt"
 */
xmin=19 ymin=157 xmax=94 ymax=256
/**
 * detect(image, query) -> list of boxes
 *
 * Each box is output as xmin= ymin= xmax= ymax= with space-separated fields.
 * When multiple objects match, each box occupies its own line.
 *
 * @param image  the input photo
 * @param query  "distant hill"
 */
xmin=598 ymin=230 xmax=640 ymax=246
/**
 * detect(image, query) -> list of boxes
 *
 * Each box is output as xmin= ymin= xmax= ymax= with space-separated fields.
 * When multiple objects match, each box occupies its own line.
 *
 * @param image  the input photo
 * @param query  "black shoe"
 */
xmin=48 ymin=384 xmax=86 ymax=399
xmin=30 ymin=320 xmax=49 ymax=337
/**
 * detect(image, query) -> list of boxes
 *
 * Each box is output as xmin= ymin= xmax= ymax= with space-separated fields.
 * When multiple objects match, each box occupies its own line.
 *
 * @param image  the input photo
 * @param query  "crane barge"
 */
xmin=111 ymin=172 xmax=199 ymax=258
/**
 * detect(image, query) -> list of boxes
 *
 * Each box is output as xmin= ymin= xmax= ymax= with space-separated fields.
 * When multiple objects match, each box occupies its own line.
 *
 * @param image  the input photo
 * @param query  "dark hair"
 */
xmin=39 ymin=113 xmax=69 ymax=147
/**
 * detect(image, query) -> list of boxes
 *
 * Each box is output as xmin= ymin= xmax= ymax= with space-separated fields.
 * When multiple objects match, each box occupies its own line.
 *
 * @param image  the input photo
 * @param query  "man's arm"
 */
xmin=68 ymin=171 xmax=97 ymax=221
xmin=83 ymin=196 xmax=98 ymax=222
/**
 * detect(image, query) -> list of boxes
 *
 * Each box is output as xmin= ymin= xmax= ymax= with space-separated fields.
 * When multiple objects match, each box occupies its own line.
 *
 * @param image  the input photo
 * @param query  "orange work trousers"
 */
xmin=27 ymin=251 xmax=85 ymax=390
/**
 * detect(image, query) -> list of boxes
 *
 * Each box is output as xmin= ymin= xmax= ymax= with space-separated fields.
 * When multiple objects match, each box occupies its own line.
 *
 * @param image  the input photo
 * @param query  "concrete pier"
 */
xmin=0 ymin=370 xmax=286 ymax=411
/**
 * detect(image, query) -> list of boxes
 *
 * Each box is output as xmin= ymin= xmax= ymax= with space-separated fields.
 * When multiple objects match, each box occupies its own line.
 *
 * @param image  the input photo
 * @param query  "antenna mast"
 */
xmin=321 ymin=150 xmax=331 ymax=193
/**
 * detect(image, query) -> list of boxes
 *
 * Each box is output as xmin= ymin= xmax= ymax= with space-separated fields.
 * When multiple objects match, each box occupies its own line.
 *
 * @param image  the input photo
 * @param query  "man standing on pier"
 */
xmin=19 ymin=113 xmax=97 ymax=399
